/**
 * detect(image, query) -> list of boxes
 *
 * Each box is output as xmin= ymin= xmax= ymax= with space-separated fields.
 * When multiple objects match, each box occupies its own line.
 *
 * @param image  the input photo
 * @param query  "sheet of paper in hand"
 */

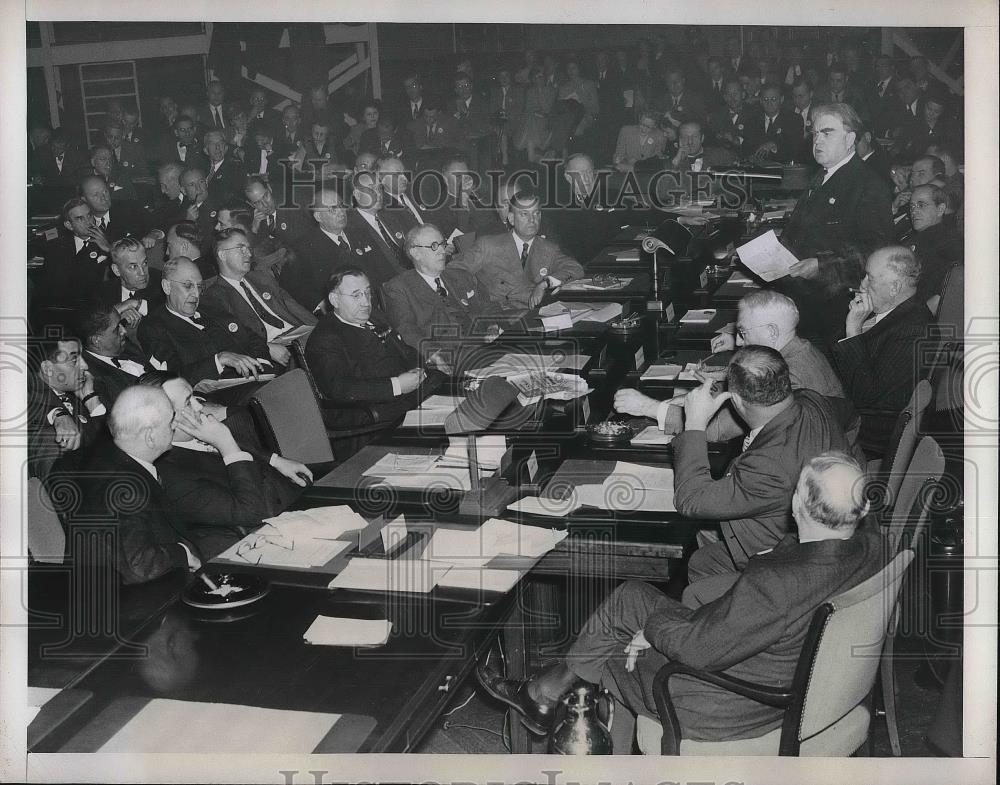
xmin=736 ymin=229 xmax=799 ymax=282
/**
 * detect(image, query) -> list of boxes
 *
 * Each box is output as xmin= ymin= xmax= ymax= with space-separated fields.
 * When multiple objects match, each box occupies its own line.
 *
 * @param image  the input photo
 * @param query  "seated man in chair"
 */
xmin=477 ymin=452 xmax=885 ymax=751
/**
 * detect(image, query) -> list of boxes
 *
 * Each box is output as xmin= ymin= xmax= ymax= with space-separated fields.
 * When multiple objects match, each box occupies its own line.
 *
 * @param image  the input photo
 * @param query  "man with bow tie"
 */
xmin=78 ymin=302 xmax=150 ymax=406
xmin=707 ymin=79 xmax=748 ymax=155
xmin=834 ymin=246 xmax=932 ymax=455
xmin=305 ymin=268 xmax=432 ymax=440
xmin=154 ymin=115 xmax=199 ymax=167
xmin=28 ymin=337 xmax=108 ymax=480
xmin=39 ymin=197 xmax=114 ymax=307
xmin=669 ymin=120 xmax=736 ymax=172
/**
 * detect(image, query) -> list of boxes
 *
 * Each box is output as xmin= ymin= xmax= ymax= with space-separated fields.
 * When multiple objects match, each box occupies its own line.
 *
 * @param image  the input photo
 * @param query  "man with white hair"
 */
xmin=50 ymin=386 xmax=201 ymax=584
xmin=478 ymin=451 xmax=883 ymax=749
xmin=378 ymin=156 xmax=427 ymax=232
xmin=834 ymin=245 xmax=932 ymax=455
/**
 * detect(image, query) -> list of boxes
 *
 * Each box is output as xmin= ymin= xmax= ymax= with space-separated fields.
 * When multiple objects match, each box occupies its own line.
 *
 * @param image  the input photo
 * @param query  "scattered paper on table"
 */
xmin=215 ymin=531 xmax=350 ymax=568
xmin=736 ymin=230 xmax=799 ymax=282
xmin=640 ymin=364 xmax=683 ymax=381
xmin=631 ymin=426 xmax=674 ymax=446
xmin=98 ymin=699 xmax=340 ymax=753
xmin=303 ymin=616 xmax=392 ymax=647
xmin=435 ymin=566 xmax=522 ymax=593
xmin=402 ymin=395 xmax=463 ymax=427
xmin=559 ymin=277 xmax=633 ymax=291
xmin=328 ymin=557 xmax=446 ymax=593
xmin=442 ymin=435 xmax=507 ymax=470
xmin=508 ymin=494 xmax=581 ymax=517
xmin=262 ymin=506 xmax=368 ymax=540
xmin=679 ymin=309 xmax=716 ymax=324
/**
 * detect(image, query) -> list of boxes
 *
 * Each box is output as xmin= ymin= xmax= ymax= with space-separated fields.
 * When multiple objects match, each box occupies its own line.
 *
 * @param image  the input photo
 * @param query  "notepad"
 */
xmin=435 ymin=567 xmax=522 ymax=593
xmin=631 ymin=426 xmax=674 ymax=446
xmin=98 ymin=700 xmax=340 ymax=753
xmin=679 ymin=309 xmax=717 ymax=324
xmin=303 ymin=616 xmax=392 ymax=647
xmin=328 ymin=557 xmax=446 ymax=593
xmin=640 ymin=364 xmax=683 ymax=381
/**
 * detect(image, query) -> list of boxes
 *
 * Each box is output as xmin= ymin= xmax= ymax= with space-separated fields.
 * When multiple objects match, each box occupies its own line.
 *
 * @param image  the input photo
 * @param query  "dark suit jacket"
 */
xmin=408 ymin=115 xmax=463 ymax=151
xmin=740 ymin=109 xmax=805 ymax=163
xmin=641 ymin=526 xmax=885 ymax=741
xmin=115 ymin=139 xmax=149 ymax=177
xmin=157 ymin=445 xmax=299 ymax=534
xmin=33 ymin=145 xmax=89 ymax=187
xmin=781 ymin=154 xmax=893 ymax=263
xmin=96 ymin=269 xmax=165 ymax=311
xmin=304 ymin=310 xmax=419 ymax=421
xmin=383 ymin=267 xmax=492 ymax=352
xmin=909 ymin=223 xmax=963 ymax=299
xmin=153 ymin=137 xmax=200 ymax=167
xmin=453 ymin=94 xmax=493 ymax=142
xmin=672 ymin=389 xmax=856 ymax=568
xmin=27 ymin=377 xmax=108 ymax=480
xmin=345 ymin=210 xmax=407 ymax=291
xmin=137 ymin=305 xmax=269 ymax=383
xmin=252 ymin=206 xmax=314 ymax=250
xmin=359 ymin=129 xmax=410 ymax=160
xmin=82 ymin=350 xmax=147 ymax=407
xmin=101 ymin=200 xmax=153 ymax=242
xmin=200 ymin=271 xmax=317 ymax=344
xmin=449 ymin=231 xmax=585 ymax=309
xmin=381 ymin=191 xmax=427 ymax=236
xmin=422 ymin=192 xmax=503 ymax=243
xmin=280 ymin=226 xmax=353 ymax=310
xmin=39 ymin=233 xmax=111 ymax=306
xmin=204 ymin=156 xmax=247 ymax=201
xmin=48 ymin=442 xmax=191 ymax=584
xmin=833 ymin=296 xmax=933 ymax=453
xmin=148 ymin=195 xmax=188 ymax=233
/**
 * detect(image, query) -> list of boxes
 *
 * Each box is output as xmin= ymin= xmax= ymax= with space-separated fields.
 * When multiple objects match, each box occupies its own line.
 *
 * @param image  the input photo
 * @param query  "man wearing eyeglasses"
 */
xmin=384 ymin=224 xmax=495 ymax=353
xmin=138 ymin=256 xmax=270 ymax=384
xmin=306 ymin=268 xmax=431 ymax=433
xmin=450 ymin=188 xmax=584 ymax=309
xmin=200 ymin=228 xmax=317 ymax=368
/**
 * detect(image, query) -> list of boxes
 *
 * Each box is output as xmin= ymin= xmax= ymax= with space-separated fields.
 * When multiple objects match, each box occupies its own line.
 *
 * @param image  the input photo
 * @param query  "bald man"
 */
xmin=49 ymin=386 xmax=201 ymax=584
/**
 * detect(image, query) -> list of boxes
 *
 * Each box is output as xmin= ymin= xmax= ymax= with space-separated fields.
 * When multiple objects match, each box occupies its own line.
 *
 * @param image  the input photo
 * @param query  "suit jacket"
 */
xmin=200 ymin=270 xmax=317 ymax=344
xmin=96 ymin=269 xmax=165 ymax=311
xmin=707 ymin=106 xmax=750 ymax=152
xmin=203 ymin=156 xmax=247 ymax=201
xmin=100 ymin=200 xmax=153 ymax=242
xmin=408 ymin=114 xmax=463 ymax=151
xmin=304 ymin=310 xmax=419 ymax=422
xmin=450 ymin=232 xmax=585 ymax=309
xmin=908 ymin=223 xmax=963 ymax=299
xmin=153 ymin=137 xmax=200 ymax=167
xmin=202 ymin=104 xmax=229 ymax=130
xmin=453 ymin=94 xmax=494 ymax=142
xmin=833 ymin=296 xmax=933 ymax=453
xmin=657 ymin=90 xmax=707 ymax=126
xmin=381 ymin=191 xmax=427 ymax=236
xmin=614 ymin=125 xmax=668 ymax=165
xmin=27 ymin=376 xmax=108 ymax=480
xmin=641 ymin=526 xmax=885 ymax=741
xmin=252 ymin=206 xmax=314 ymax=250
xmin=672 ymin=389 xmax=855 ymax=568
xmin=148 ymin=194 xmax=188 ymax=233
xmin=781 ymin=154 xmax=893 ymax=262
xmin=345 ymin=210 xmax=408 ymax=291
xmin=82 ymin=349 xmax=147 ymax=407
xmin=249 ymin=107 xmax=283 ymax=136
xmin=115 ymin=139 xmax=149 ymax=177
xmin=48 ymin=442 xmax=190 ymax=584
xmin=359 ymin=129 xmax=410 ymax=160
xmin=137 ymin=304 xmax=269 ymax=383
xmin=422 ymin=192 xmax=503 ymax=243
xmin=39 ymin=233 xmax=111 ymax=306
xmin=383 ymin=267 xmax=492 ymax=352
xmin=33 ymin=145 xmax=89 ymax=187
xmin=157 ymin=444 xmax=299 ymax=534
xmin=740 ymin=109 xmax=804 ymax=163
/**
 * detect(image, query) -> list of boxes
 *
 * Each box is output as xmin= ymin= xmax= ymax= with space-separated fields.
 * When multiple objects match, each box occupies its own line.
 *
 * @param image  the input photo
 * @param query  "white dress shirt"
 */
xmin=220 ymin=274 xmax=291 ymax=342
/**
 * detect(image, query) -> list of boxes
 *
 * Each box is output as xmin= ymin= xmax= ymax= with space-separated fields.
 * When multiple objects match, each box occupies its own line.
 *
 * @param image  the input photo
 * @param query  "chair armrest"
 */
xmin=651 ymin=660 xmax=794 ymax=755
xmin=318 ymin=398 xmax=383 ymax=423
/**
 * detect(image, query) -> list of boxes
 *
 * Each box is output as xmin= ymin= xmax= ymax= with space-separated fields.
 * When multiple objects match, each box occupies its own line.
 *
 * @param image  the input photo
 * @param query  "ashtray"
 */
xmin=182 ymin=572 xmax=270 ymax=610
xmin=609 ymin=314 xmax=643 ymax=336
xmin=591 ymin=273 xmax=622 ymax=289
xmin=587 ymin=421 xmax=634 ymax=447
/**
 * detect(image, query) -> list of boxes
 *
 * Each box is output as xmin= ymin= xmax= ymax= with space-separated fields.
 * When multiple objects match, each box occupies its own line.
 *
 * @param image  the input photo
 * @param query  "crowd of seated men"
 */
xmin=25 ymin=34 xmax=962 ymax=625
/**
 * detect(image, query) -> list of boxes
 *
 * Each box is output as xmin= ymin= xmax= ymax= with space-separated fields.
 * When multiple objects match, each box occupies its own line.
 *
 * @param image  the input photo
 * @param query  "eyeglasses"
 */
xmin=341 ymin=288 xmax=372 ymax=302
xmin=736 ymin=323 xmax=770 ymax=341
xmin=411 ymin=241 xmax=447 ymax=252
xmin=221 ymin=244 xmax=252 ymax=254
xmin=166 ymin=279 xmax=206 ymax=293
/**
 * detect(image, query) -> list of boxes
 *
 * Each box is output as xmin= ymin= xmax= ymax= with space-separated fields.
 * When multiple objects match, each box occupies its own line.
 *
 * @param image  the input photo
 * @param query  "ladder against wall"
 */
xmin=79 ymin=60 xmax=142 ymax=147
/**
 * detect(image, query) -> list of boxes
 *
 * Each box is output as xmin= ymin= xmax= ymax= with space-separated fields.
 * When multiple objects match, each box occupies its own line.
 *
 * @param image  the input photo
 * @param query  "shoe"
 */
xmin=476 ymin=665 xmax=556 ymax=736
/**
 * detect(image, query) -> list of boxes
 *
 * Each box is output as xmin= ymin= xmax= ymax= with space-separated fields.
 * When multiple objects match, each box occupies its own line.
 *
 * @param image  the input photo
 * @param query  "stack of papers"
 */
xmin=640 ymin=364 xmax=684 ymax=381
xmin=440 ymin=435 xmax=507 ymax=470
xmin=465 ymin=352 xmax=589 ymax=379
xmin=402 ymin=395 xmax=464 ymax=427
xmin=303 ymin=616 xmax=393 ymax=647
xmin=508 ymin=495 xmax=580 ymax=518
xmin=573 ymin=462 xmax=676 ymax=512
xmin=736 ymin=230 xmax=799 ymax=282
xmin=534 ymin=300 xmax=624 ymax=331
xmin=193 ymin=373 xmax=275 ymax=393
xmin=424 ymin=519 xmax=568 ymax=565
xmin=560 ymin=277 xmax=634 ymax=291
xmin=328 ymin=557 xmax=446 ymax=593
xmin=361 ymin=453 xmax=473 ymax=491
xmin=507 ymin=372 xmax=592 ymax=405
xmin=631 ymin=426 xmax=674 ymax=446
xmin=216 ymin=529 xmax=351 ymax=568
xmin=677 ymin=362 xmax=703 ymax=381
xmin=679 ymin=309 xmax=717 ymax=325
xmin=261 ymin=506 xmax=369 ymax=540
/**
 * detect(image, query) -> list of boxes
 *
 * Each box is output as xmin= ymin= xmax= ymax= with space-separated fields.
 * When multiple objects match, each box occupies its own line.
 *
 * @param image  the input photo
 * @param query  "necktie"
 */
xmin=339 ymin=234 xmax=351 ymax=252
xmin=240 ymin=281 xmax=285 ymax=329
xmin=427 ymin=124 xmax=434 ymax=143
xmin=742 ymin=433 xmax=753 ymax=452
xmin=434 ymin=277 xmax=448 ymax=299
xmin=267 ymin=214 xmax=276 ymax=232
xmin=520 ymin=241 xmax=530 ymax=268
xmin=376 ymin=217 xmax=399 ymax=249
xmin=128 ymin=290 xmax=136 ymax=299
xmin=764 ymin=116 xmax=771 ymax=134
xmin=110 ymin=356 xmax=122 ymax=368
xmin=412 ymin=103 xmax=419 ymax=120
xmin=214 ymin=107 xmax=224 ymax=128
xmin=98 ymin=216 xmax=108 ymax=230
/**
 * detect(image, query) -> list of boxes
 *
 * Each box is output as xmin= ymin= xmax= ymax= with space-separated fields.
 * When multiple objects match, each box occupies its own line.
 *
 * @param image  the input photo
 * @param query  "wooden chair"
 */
xmin=637 ymin=550 xmax=915 ymax=756
xmin=877 ymin=435 xmax=946 ymax=755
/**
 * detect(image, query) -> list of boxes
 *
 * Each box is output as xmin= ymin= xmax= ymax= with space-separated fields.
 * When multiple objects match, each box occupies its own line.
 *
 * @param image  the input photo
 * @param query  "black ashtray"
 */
xmin=608 ymin=314 xmax=643 ymax=337
xmin=587 ymin=421 xmax=634 ymax=447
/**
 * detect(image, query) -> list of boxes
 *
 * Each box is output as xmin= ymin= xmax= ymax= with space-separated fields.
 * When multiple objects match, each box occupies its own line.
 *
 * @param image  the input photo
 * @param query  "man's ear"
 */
xmin=161 ymin=277 xmax=171 ymax=297
xmin=111 ymin=263 xmax=123 ymax=280
xmin=327 ymin=291 xmax=338 ymax=308
xmin=39 ymin=360 xmax=53 ymax=381
xmin=63 ymin=220 xmax=73 ymax=233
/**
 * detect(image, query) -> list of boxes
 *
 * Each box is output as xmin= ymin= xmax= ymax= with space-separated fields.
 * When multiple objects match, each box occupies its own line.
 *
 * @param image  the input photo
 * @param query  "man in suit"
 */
xmin=740 ymin=85 xmax=804 ymax=163
xmin=869 ymin=55 xmax=898 ymax=136
xmin=346 ymin=171 xmax=408 ymax=290
xmin=834 ymin=246 xmax=933 ymax=455
xmin=78 ymin=303 xmax=149 ymax=406
xmin=244 ymin=175 xmax=313 ymax=249
xmin=198 ymin=129 xmax=245 ymax=202
xmin=400 ymin=73 xmax=426 ymax=125
xmin=450 ymin=188 xmax=584 ymax=309
xmin=153 ymin=115 xmax=199 ymax=167
xmin=104 ymin=121 xmax=148 ymax=179
xmin=668 ymin=120 xmax=737 ymax=172
xmin=137 ymin=256 xmax=271 ymax=384
xmin=304 ymin=268 xmax=427 ymax=425
xmin=28 ymin=337 xmax=108 ymax=480
xmin=148 ymin=162 xmax=187 ymax=233
xmin=80 ymin=175 xmax=152 ymax=242
xmin=272 ymin=105 xmax=304 ymax=162
xmin=780 ymin=103 xmax=893 ymax=341
xmin=454 ymin=72 xmax=494 ymax=173
xmin=789 ymin=80 xmax=816 ymax=161
xmin=359 ymin=116 xmax=410 ymax=162
xmin=707 ymin=79 xmax=749 ymax=156
xmin=89 ymin=144 xmax=138 ymax=201
xmin=50 ymin=386 xmax=202 ymax=584
xmin=478 ymin=451 xmax=883 ymax=748
xmin=248 ymin=87 xmax=282 ymax=137
xmin=894 ymin=88 xmax=960 ymax=163
xmin=385 ymin=224 xmax=496 ymax=354
xmin=408 ymin=102 xmax=463 ymax=172
xmin=202 ymin=80 xmax=228 ymax=132
xmin=143 ymin=372 xmax=310 ymax=554
xmin=489 ymin=67 xmax=524 ymax=166
xmin=39 ymin=197 xmax=113 ymax=307
xmin=421 ymin=156 xmax=502 ymax=244
xmin=378 ymin=156 xmax=427 ymax=233
xmin=99 ymin=237 xmax=164 ymax=333
xmin=613 ymin=110 xmax=669 ymax=172
xmin=658 ymin=68 xmax=707 ymax=131
xmin=817 ymin=65 xmax=867 ymax=118
xmin=34 ymin=129 xmax=89 ymax=187
xmin=200 ymin=228 xmax=317 ymax=368
xmin=906 ymin=184 xmax=963 ymax=303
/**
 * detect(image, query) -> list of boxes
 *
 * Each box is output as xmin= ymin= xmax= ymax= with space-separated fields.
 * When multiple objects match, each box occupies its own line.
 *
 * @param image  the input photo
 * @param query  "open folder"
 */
xmin=303 ymin=616 xmax=392 ymax=647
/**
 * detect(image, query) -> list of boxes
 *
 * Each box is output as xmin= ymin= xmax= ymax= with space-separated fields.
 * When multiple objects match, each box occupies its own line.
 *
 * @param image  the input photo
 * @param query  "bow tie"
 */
xmin=178 ymin=142 xmax=188 ymax=148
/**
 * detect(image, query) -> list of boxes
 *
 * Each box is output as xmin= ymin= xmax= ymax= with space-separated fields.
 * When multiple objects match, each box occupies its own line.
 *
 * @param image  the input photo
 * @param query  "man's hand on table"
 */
xmin=528 ymin=279 xmax=549 ymax=309
xmin=614 ymin=389 xmax=660 ymax=419
xmin=269 ymin=454 xmax=314 ymax=487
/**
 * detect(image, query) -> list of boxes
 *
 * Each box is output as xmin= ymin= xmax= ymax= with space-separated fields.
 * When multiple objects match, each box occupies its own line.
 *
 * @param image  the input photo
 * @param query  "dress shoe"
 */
xmin=476 ymin=665 xmax=557 ymax=736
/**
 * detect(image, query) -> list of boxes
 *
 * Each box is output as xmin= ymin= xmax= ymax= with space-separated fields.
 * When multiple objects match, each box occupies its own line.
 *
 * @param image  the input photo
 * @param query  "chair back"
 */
xmin=27 ymin=477 xmax=66 ymax=564
xmin=878 ymin=379 xmax=933 ymax=513
xmin=930 ymin=264 xmax=964 ymax=412
xmin=248 ymin=369 xmax=335 ymax=464
xmin=792 ymin=550 xmax=915 ymax=746
xmin=935 ymin=263 xmax=964 ymax=334
xmin=885 ymin=436 xmax=945 ymax=555
xmin=287 ymin=340 xmax=324 ymax=399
